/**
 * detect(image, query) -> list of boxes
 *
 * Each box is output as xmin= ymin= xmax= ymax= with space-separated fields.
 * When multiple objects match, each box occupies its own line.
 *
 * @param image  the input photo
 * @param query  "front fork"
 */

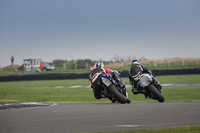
xmin=117 ymin=85 xmax=129 ymax=98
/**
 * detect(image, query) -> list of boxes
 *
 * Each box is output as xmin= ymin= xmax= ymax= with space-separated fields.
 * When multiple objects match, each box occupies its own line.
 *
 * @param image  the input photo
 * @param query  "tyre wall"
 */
xmin=0 ymin=68 xmax=200 ymax=82
xmin=120 ymin=68 xmax=200 ymax=77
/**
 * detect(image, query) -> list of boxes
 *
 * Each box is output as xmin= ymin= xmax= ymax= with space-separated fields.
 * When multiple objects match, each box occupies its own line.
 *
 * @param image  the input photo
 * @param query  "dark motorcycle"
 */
xmin=132 ymin=73 xmax=165 ymax=102
xmin=99 ymin=73 xmax=131 ymax=104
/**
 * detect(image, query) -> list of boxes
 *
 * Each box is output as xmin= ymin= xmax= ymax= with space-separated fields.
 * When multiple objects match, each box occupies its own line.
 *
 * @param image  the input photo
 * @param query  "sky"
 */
xmin=0 ymin=0 xmax=200 ymax=67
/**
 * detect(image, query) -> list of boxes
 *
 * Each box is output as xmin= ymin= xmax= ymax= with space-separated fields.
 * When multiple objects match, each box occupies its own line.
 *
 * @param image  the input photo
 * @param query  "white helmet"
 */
xmin=132 ymin=59 xmax=140 ymax=65
xmin=94 ymin=61 xmax=104 ymax=68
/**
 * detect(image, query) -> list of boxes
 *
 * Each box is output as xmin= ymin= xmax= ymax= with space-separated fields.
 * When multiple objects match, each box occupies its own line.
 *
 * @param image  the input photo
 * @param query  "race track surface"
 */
xmin=0 ymin=102 xmax=200 ymax=133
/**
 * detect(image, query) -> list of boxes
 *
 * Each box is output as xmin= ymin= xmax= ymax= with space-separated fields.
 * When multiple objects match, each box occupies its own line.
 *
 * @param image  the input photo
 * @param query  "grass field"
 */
xmin=0 ymin=74 xmax=200 ymax=104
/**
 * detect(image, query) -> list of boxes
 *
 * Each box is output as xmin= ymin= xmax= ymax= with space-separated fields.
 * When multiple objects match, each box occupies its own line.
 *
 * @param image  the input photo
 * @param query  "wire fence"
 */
xmin=51 ymin=58 xmax=200 ymax=70
xmin=1 ymin=58 xmax=200 ymax=73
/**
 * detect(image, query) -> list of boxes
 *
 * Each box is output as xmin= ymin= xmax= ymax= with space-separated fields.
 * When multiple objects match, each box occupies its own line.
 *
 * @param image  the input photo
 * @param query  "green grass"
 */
xmin=0 ymin=75 xmax=200 ymax=104
xmin=129 ymin=87 xmax=200 ymax=102
xmin=88 ymin=126 xmax=200 ymax=133
xmin=156 ymin=74 xmax=200 ymax=84
xmin=1 ymin=85 xmax=200 ymax=104
xmin=121 ymin=74 xmax=200 ymax=84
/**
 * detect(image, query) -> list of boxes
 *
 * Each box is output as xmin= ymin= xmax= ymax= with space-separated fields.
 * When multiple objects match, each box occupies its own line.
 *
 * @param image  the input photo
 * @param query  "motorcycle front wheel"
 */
xmin=109 ymin=85 xmax=127 ymax=104
xmin=148 ymin=84 xmax=165 ymax=102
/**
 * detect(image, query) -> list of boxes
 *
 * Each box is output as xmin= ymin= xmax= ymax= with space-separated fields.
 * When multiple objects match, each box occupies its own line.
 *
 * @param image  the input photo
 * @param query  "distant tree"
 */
xmin=53 ymin=59 xmax=67 ymax=64
xmin=113 ymin=55 xmax=122 ymax=62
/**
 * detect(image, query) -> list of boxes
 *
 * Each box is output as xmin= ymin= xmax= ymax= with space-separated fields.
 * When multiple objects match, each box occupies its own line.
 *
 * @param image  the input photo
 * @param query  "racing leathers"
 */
xmin=128 ymin=63 xmax=152 ymax=94
xmin=89 ymin=67 xmax=123 ymax=99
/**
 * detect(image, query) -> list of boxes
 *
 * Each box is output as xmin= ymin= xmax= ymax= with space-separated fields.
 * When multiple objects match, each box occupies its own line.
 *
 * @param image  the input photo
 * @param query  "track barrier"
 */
xmin=0 ymin=68 xmax=200 ymax=82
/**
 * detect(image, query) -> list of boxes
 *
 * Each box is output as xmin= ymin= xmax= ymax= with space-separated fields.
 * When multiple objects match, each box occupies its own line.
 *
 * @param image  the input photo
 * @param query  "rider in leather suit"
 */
xmin=128 ymin=59 xmax=153 ymax=94
xmin=89 ymin=62 xmax=124 ymax=99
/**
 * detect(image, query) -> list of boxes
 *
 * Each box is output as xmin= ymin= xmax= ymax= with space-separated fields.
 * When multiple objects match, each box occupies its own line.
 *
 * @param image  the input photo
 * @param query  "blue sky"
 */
xmin=0 ymin=0 xmax=200 ymax=67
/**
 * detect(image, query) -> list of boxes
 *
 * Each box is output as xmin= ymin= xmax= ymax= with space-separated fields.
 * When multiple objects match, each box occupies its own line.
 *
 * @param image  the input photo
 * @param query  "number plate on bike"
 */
xmin=102 ymin=77 xmax=112 ymax=87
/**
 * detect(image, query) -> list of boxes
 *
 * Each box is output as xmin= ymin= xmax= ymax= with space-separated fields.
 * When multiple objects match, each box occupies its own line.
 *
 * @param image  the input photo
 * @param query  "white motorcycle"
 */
xmin=133 ymin=73 xmax=165 ymax=102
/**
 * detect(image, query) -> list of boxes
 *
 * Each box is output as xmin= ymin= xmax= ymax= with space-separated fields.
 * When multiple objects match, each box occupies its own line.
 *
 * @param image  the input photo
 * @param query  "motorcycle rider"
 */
xmin=129 ymin=59 xmax=157 ymax=94
xmin=89 ymin=61 xmax=125 ymax=100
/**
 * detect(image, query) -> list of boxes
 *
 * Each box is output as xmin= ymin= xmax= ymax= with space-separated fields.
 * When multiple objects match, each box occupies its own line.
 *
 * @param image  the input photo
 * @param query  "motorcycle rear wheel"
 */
xmin=109 ymin=85 xmax=127 ymax=104
xmin=148 ymin=84 xmax=165 ymax=102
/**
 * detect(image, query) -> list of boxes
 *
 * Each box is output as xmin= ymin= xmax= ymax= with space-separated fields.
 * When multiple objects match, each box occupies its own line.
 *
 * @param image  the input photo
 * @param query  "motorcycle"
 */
xmin=99 ymin=73 xmax=131 ymax=104
xmin=132 ymin=73 xmax=165 ymax=102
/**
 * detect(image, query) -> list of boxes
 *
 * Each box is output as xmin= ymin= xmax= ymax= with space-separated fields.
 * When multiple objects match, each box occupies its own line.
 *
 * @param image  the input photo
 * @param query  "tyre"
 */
xmin=109 ymin=85 xmax=127 ymax=104
xmin=148 ymin=84 xmax=165 ymax=102
xmin=126 ymin=98 xmax=131 ymax=104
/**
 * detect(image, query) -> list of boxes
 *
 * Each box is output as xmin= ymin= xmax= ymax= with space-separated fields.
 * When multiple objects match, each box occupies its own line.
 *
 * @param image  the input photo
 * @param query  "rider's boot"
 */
xmin=107 ymin=96 xmax=116 ymax=103
xmin=132 ymin=88 xmax=138 ymax=95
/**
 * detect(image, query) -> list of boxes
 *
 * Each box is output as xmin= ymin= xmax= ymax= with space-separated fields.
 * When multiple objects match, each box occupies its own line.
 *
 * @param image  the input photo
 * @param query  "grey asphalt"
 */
xmin=0 ymin=102 xmax=200 ymax=133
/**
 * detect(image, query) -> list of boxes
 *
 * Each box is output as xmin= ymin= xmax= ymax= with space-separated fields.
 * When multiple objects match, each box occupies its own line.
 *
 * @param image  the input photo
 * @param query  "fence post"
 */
xmin=15 ymin=65 xmax=18 ymax=72
xmin=63 ymin=63 xmax=66 ymax=70
xmin=196 ymin=59 xmax=199 ymax=65
xmin=74 ymin=60 xmax=77 ymax=70
xmin=86 ymin=62 xmax=88 ymax=69
xmin=182 ymin=60 xmax=184 ymax=66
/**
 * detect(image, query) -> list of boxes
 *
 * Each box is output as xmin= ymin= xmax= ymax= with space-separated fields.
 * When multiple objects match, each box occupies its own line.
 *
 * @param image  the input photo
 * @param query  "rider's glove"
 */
xmin=148 ymin=70 xmax=152 ymax=74
xmin=113 ymin=70 xmax=120 ymax=75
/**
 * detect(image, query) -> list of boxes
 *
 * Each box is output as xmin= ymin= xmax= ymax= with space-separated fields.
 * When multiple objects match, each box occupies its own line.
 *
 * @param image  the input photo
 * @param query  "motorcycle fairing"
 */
xmin=100 ymin=74 xmax=117 ymax=87
xmin=139 ymin=74 xmax=153 ymax=87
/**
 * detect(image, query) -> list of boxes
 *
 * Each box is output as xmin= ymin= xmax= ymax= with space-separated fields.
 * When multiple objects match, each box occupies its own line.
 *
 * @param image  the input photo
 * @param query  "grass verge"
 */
xmin=0 ymin=74 xmax=200 ymax=104
xmin=87 ymin=126 xmax=200 ymax=133
xmin=0 ymin=82 xmax=200 ymax=104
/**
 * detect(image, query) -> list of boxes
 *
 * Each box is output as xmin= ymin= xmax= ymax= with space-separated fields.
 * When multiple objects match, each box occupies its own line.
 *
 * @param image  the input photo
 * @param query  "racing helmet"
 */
xmin=132 ymin=59 xmax=140 ymax=65
xmin=94 ymin=61 xmax=104 ymax=68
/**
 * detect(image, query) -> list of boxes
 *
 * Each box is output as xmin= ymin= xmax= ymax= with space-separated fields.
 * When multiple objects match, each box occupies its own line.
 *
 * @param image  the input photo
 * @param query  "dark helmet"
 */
xmin=132 ymin=59 xmax=140 ymax=65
